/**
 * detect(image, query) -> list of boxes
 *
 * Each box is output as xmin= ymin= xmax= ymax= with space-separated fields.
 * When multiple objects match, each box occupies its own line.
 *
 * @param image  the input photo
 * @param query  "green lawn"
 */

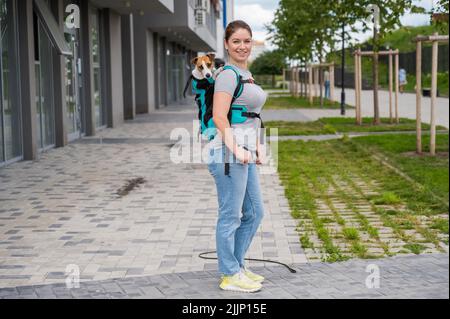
xmin=396 ymin=72 xmax=449 ymax=97
xmin=265 ymin=96 xmax=353 ymax=110
xmin=351 ymin=133 xmax=449 ymax=203
xmin=278 ymin=133 xmax=449 ymax=262
xmin=266 ymin=117 xmax=448 ymax=136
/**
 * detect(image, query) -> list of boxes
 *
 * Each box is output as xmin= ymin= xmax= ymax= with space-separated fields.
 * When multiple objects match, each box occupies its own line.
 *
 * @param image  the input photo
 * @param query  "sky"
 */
xmin=235 ymin=0 xmax=437 ymax=50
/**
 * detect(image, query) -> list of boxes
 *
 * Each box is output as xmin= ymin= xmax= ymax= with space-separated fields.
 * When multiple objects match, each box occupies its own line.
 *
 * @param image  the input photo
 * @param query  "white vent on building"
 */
xmin=194 ymin=0 xmax=210 ymax=25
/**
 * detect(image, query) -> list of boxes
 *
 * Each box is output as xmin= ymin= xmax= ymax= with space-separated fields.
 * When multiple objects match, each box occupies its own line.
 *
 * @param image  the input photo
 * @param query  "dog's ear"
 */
xmin=207 ymin=53 xmax=216 ymax=62
xmin=191 ymin=57 xmax=199 ymax=65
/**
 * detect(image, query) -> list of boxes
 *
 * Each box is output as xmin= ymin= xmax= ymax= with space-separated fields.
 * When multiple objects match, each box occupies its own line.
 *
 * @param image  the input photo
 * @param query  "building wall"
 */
xmin=1 ymin=0 xmax=223 ymax=167
xmin=121 ymin=14 xmax=136 ymax=120
xmin=133 ymin=17 xmax=149 ymax=114
xmin=107 ymin=10 xmax=124 ymax=128
xmin=146 ymin=29 xmax=156 ymax=112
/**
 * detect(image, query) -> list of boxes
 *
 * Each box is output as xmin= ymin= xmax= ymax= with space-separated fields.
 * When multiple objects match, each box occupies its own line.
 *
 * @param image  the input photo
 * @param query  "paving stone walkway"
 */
xmin=0 ymin=253 xmax=447 ymax=299
xmin=0 ymin=100 xmax=448 ymax=298
xmin=0 ymin=101 xmax=304 ymax=289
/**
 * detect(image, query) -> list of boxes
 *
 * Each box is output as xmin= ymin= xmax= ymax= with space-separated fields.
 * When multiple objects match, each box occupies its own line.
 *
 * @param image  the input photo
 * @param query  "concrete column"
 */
xmin=103 ymin=9 xmax=124 ymax=128
xmin=153 ymin=33 xmax=160 ymax=109
xmin=160 ymin=37 xmax=168 ymax=107
xmin=17 ymin=0 xmax=38 ymax=160
xmin=80 ymin=0 xmax=95 ymax=136
xmin=133 ymin=16 xmax=149 ymax=114
xmin=121 ymin=14 xmax=136 ymax=120
xmin=51 ymin=0 xmax=68 ymax=148
xmin=146 ymin=29 xmax=156 ymax=111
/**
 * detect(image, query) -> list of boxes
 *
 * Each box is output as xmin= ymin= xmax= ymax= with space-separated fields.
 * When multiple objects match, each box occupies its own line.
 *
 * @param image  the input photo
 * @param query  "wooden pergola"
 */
xmin=414 ymin=33 xmax=449 ymax=156
xmin=288 ymin=65 xmax=307 ymax=98
xmin=307 ymin=63 xmax=335 ymax=105
xmin=354 ymin=49 xmax=400 ymax=125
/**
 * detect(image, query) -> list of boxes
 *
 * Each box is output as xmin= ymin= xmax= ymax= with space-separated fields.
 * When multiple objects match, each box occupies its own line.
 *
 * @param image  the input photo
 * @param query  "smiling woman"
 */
xmin=206 ymin=19 xmax=269 ymax=293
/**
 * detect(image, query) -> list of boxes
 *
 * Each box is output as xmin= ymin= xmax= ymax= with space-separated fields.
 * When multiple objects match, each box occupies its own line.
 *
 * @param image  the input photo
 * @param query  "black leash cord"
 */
xmin=198 ymin=251 xmax=297 ymax=274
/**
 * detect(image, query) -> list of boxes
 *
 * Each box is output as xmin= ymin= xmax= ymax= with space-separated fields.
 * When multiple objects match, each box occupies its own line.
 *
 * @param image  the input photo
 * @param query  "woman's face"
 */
xmin=225 ymin=28 xmax=252 ymax=63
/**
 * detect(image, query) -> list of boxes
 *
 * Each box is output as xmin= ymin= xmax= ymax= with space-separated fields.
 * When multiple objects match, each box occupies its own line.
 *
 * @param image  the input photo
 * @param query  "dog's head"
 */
xmin=191 ymin=53 xmax=215 ymax=80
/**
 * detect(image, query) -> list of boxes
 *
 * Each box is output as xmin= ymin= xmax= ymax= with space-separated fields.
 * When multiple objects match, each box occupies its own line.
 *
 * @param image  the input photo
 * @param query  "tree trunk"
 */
xmin=319 ymin=56 xmax=324 ymax=108
xmin=373 ymin=26 xmax=380 ymax=125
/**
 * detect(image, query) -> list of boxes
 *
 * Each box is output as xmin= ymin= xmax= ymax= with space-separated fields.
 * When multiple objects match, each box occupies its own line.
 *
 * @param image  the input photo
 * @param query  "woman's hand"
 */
xmin=235 ymin=147 xmax=252 ymax=164
xmin=256 ymin=144 xmax=266 ymax=165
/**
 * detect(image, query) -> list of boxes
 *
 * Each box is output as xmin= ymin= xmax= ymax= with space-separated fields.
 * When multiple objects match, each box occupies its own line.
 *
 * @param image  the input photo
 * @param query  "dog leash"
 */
xmin=199 ymin=251 xmax=297 ymax=273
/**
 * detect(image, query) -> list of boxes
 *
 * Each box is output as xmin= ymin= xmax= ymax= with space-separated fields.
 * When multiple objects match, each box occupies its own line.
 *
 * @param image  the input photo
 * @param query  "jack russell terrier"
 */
xmin=191 ymin=53 xmax=218 ymax=81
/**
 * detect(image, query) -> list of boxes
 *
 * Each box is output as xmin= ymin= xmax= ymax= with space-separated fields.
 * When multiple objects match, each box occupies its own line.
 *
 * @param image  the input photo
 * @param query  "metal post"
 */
xmin=341 ymin=22 xmax=346 ymax=115
xmin=430 ymin=35 xmax=438 ymax=156
xmin=416 ymin=40 xmax=422 ymax=154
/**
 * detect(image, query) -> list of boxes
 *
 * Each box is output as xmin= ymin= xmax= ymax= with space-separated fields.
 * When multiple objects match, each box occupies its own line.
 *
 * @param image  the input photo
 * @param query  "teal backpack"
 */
xmin=183 ymin=65 xmax=264 ymax=175
xmin=184 ymin=65 xmax=262 ymax=141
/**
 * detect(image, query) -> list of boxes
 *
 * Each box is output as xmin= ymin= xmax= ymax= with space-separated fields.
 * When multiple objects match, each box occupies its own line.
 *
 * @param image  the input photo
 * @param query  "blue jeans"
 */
xmin=325 ymin=80 xmax=330 ymax=99
xmin=207 ymin=146 xmax=265 ymax=276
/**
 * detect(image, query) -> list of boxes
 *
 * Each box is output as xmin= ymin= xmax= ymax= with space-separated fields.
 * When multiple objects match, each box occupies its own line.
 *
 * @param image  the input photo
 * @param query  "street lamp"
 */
xmin=339 ymin=1 xmax=346 ymax=115
xmin=341 ymin=22 xmax=346 ymax=115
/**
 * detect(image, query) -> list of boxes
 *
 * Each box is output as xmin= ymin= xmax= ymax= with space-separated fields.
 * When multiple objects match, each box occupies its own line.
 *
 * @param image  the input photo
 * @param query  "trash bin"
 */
xmin=423 ymin=88 xmax=440 ymax=97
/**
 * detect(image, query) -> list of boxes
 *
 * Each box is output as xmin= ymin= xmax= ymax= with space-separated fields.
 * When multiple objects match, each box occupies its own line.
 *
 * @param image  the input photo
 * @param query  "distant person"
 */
xmin=324 ymin=70 xmax=330 ymax=99
xmin=399 ymin=68 xmax=407 ymax=94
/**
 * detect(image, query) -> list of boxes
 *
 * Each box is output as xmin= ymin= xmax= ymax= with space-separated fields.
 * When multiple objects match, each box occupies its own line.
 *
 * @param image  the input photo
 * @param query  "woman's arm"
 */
xmin=213 ymin=92 xmax=251 ymax=164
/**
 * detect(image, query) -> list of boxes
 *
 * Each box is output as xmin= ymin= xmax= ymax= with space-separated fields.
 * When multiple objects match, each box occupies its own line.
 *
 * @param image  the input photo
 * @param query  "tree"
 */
xmin=250 ymin=50 xmax=288 ymax=88
xmin=431 ymin=0 xmax=449 ymax=34
xmin=268 ymin=0 xmax=426 ymax=120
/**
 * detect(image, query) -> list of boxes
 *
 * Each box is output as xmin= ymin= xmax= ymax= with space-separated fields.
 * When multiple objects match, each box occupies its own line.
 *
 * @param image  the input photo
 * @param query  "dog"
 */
xmin=190 ymin=54 xmax=231 ymax=82
xmin=183 ymin=53 xmax=220 ymax=98
xmin=190 ymin=53 xmax=219 ymax=80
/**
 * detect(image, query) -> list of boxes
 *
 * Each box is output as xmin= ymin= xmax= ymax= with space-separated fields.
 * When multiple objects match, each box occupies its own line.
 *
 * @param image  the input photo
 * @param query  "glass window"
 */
xmin=64 ymin=0 xmax=83 ymax=140
xmin=65 ymin=33 xmax=78 ymax=136
xmin=35 ymin=11 xmax=55 ymax=150
xmin=33 ymin=0 xmax=71 ymax=56
xmin=91 ymin=9 xmax=105 ymax=128
xmin=1 ymin=0 xmax=22 ymax=163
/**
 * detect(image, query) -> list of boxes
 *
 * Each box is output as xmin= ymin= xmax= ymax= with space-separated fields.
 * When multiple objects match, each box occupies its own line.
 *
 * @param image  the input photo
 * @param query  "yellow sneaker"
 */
xmin=219 ymin=271 xmax=262 ymax=293
xmin=242 ymin=267 xmax=265 ymax=283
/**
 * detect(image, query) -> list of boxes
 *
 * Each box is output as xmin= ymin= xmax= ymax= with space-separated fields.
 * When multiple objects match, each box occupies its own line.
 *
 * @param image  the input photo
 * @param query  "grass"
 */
xmin=431 ymin=218 xmax=449 ymax=234
xmin=403 ymin=243 xmax=427 ymax=255
xmin=387 ymin=72 xmax=449 ymax=97
xmin=264 ymin=95 xmax=353 ymax=110
xmin=300 ymin=233 xmax=314 ymax=249
xmin=343 ymin=228 xmax=360 ymax=241
xmin=372 ymin=192 xmax=402 ymax=205
xmin=351 ymin=133 xmax=449 ymax=203
xmin=265 ymin=117 xmax=448 ymax=136
xmin=277 ymin=132 xmax=449 ymax=262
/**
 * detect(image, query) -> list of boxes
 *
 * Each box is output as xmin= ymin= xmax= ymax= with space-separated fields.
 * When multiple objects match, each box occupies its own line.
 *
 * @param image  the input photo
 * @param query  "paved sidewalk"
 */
xmin=0 ymin=100 xmax=305 ymax=289
xmin=265 ymin=88 xmax=449 ymax=129
xmin=0 ymin=99 xmax=448 ymax=298
xmin=0 ymin=253 xmax=447 ymax=299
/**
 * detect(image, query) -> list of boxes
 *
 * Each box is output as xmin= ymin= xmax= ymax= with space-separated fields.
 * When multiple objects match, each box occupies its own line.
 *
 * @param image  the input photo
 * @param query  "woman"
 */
xmin=207 ymin=20 xmax=267 ymax=293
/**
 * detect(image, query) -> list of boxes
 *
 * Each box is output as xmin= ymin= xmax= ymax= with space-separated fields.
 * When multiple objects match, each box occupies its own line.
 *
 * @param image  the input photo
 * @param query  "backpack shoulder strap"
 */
xmin=222 ymin=65 xmax=244 ymax=101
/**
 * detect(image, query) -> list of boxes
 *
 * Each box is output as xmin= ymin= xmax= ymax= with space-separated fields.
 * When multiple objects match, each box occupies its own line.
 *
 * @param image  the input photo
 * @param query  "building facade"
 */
xmin=249 ymin=40 xmax=267 ymax=62
xmin=0 ymin=0 xmax=221 ymax=167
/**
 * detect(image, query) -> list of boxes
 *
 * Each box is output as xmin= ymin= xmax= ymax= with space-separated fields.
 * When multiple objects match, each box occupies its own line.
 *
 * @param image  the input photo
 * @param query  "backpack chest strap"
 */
xmin=241 ymin=112 xmax=264 ymax=128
